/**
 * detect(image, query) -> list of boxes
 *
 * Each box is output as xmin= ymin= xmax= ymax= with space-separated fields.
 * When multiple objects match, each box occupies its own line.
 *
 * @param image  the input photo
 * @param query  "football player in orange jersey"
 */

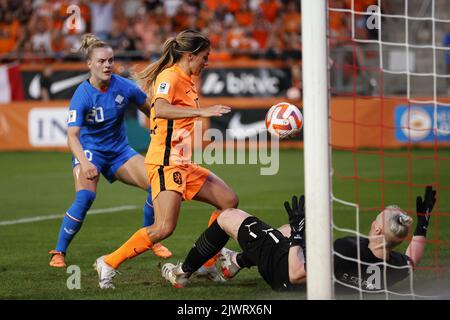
xmin=93 ymin=30 xmax=238 ymax=288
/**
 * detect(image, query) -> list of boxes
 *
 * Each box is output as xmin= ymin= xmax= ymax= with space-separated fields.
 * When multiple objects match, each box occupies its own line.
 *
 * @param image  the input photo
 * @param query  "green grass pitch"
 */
xmin=0 ymin=149 xmax=449 ymax=299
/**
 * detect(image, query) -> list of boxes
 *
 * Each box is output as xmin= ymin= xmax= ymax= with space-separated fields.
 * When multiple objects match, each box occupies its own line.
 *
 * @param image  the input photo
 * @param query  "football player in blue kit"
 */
xmin=49 ymin=34 xmax=172 ymax=267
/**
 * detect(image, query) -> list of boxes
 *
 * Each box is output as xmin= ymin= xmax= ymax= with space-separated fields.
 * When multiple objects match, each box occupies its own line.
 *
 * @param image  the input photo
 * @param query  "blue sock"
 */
xmin=143 ymin=188 xmax=155 ymax=227
xmin=55 ymin=190 xmax=96 ymax=254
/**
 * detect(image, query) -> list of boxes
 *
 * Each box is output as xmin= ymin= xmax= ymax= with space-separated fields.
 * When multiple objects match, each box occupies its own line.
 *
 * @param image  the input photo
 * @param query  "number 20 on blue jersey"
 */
xmin=86 ymin=106 xmax=104 ymax=123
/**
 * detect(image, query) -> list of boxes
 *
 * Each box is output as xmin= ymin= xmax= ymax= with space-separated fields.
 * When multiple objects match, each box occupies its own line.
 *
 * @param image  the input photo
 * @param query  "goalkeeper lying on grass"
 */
xmin=161 ymin=186 xmax=436 ymax=292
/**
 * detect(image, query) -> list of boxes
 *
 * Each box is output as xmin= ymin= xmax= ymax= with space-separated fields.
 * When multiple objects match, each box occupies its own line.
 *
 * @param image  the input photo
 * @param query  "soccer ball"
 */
xmin=265 ymin=102 xmax=303 ymax=139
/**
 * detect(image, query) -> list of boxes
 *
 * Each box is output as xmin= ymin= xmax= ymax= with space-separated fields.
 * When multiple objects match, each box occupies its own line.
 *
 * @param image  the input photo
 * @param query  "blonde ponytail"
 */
xmin=134 ymin=37 xmax=179 ymax=94
xmin=79 ymin=34 xmax=110 ymax=60
xmin=134 ymin=29 xmax=210 ymax=93
xmin=397 ymin=214 xmax=413 ymax=227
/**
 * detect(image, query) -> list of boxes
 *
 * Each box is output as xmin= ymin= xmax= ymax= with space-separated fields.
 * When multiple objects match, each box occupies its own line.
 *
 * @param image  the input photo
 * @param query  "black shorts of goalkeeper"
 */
xmin=237 ymin=216 xmax=306 ymax=292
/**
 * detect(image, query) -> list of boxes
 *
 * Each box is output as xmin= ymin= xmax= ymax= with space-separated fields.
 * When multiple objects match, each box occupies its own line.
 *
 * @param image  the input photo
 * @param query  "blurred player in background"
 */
xmin=49 ymin=34 xmax=173 ymax=268
xmin=40 ymin=65 xmax=53 ymax=101
xmin=94 ymin=29 xmax=238 ymax=289
xmin=444 ymin=24 xmax=450 ymax=96
xmin=160 ymin=186 xmax=436 ymax=293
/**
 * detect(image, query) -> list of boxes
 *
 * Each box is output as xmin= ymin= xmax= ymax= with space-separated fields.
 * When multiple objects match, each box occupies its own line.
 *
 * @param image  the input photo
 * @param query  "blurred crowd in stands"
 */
xmin=0 ymin=0 xmax=385 ymax=63
xmin=14 ymin=1 xmax=450 ymax=97
xmin=0 ymin=0 xmax=303 ymax=63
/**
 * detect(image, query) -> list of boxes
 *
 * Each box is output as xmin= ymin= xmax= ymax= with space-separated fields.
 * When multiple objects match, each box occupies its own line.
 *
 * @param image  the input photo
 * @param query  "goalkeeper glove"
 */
xmin=284 ymin=195 xmax=305 ymax=249
xmin=414 ymin=185 xmax=436 ymax=237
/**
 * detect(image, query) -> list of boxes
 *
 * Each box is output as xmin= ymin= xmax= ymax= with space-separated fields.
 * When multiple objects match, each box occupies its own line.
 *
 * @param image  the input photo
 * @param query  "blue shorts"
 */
xmin=72 ymin=146 xmax=139 ymax=183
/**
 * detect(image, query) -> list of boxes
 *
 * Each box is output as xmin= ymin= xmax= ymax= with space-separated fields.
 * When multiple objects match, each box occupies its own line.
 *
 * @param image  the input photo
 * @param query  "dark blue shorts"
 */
xmin=72 ymin=145 xmax=139 ymax=183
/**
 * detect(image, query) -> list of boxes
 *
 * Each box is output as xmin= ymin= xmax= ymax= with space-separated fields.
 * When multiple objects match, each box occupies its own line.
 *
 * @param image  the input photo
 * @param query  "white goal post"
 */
xmin=301 ymin=0 xmax=333 ymax=299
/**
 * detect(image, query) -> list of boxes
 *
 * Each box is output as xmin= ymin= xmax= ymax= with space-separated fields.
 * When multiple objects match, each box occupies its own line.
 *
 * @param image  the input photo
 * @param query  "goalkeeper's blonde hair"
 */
xmin=379 ymin=205 xmax=413 ymax=249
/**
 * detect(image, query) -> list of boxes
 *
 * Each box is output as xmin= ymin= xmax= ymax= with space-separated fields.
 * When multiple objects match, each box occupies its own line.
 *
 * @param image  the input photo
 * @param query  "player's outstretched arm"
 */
xmin=154 ymin=98 xmax=231 ymax=119
xmin=283 ymin=195 xmax=305 ymax=249
xmin=406 ymin=186 xmax=436 ymax=267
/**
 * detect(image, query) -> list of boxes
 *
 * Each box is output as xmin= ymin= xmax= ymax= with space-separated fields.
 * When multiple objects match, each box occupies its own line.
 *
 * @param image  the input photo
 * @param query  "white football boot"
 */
xmin=218 ymin=248 xmax=241 ymax=279
xmin=93 ymin=256 xmax=120 ymax=289
xmin=161 ymin=262 xmax=190 ymax=288
xmin=193 ymin=264 xmax=227 ymax=283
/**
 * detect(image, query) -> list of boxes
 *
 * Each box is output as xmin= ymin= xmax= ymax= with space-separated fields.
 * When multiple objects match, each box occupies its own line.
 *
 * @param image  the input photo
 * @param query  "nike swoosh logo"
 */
xmin=29 ymin=73 xmax=90 ymax=99
xmin=64 ymin=227 xmax=75 ymax=235
xmin=227 ymin=113 xmax=266 ymax=139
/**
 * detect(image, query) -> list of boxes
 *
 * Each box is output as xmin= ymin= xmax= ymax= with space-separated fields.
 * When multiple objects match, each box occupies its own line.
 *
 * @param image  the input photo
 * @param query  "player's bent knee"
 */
xmin=217 ymin=208 xmax=248 ymax=227
xmin=229 ymin=192 xmax=239 ymax=208
xmin=220 ymin=192 xmax=239 ymax=210
xmin=218 ymin=208 xmax=237 ymax=221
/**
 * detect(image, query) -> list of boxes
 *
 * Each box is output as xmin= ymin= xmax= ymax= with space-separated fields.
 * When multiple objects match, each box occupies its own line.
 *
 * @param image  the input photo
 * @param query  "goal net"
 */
xmin=327 ymin=0 xmax=450 ymax=299
xmin=302 ymin=0 xmax=450 ymax=299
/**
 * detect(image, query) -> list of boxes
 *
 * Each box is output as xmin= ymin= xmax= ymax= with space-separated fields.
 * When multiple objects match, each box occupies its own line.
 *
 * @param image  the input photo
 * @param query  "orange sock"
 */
xmin=104 ymin=228 xmax=153 ymax=269
xmin=203 ymin=210 xmax=221 ymax=268
xmin=207 ymin=210 xmax=220 ymax=226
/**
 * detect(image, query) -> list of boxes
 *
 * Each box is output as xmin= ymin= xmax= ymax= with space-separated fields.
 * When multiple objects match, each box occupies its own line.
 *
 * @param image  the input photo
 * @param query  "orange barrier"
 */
xmin=330 ymin=97 xmax=450 ymax=148
xmin=2 ymin=98 xmax=449 ymax=151
xmin=0 ymin=101 xmax=69 ymax=151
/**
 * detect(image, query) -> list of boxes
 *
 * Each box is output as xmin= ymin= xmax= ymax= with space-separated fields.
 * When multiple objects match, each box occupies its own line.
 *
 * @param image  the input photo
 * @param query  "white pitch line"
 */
xmin=0 ymin=205 xmax=139 ymax=226
xmin=0 ymin=204 xmax=289 ymax=227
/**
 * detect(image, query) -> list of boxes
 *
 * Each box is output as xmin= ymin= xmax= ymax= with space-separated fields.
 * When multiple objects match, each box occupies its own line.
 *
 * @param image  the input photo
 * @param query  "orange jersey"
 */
xmin=145 ymin=64 xmax=200 ymax=166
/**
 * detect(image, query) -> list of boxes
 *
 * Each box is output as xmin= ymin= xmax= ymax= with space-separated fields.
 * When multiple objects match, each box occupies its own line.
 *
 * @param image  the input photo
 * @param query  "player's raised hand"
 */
xmin=284 ymin=195 xmax=305 ymax=247
xmin=414 ymin=185 xmax=436 ymax=237
xmin=200 ymin=105 xmax=231 ymax=117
